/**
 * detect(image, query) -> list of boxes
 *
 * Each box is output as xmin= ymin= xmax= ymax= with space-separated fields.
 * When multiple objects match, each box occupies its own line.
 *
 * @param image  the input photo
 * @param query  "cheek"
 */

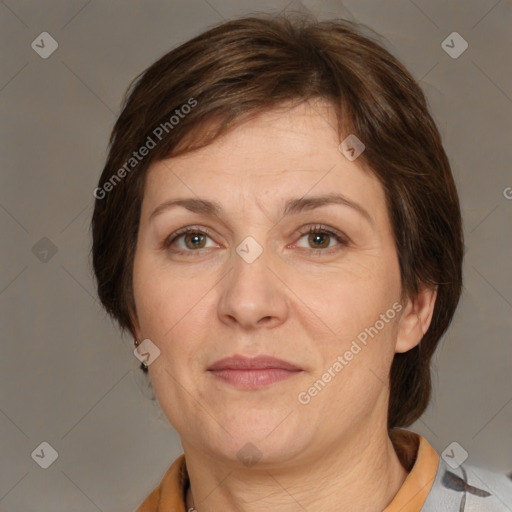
xmin=290 ymin=250 xmax=401 ymax=336
xmin=292 ymin=250 xmax=402 ymax=394
xmin=133 ymin=251 xmax=183 ymax=337
xmin=132 ymin=253 xmax=214 ymax=375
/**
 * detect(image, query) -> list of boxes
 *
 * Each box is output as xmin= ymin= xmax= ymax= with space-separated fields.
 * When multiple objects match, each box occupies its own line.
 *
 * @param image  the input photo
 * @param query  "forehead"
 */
xmin=141 ymin=101 xmax=386 ymax=222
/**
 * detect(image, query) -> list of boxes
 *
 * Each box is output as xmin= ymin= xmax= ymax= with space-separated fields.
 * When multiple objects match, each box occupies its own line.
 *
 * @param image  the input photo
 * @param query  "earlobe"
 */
xmin=395 ymin=285 xmax=438 ymax=353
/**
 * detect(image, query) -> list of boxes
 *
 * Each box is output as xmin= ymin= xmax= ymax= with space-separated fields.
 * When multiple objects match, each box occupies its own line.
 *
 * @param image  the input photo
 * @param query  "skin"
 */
xmin=132 ymin=99 xmax=437 ymax=512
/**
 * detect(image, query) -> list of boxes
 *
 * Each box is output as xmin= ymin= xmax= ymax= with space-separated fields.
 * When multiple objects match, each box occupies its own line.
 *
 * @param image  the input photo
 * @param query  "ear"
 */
xmin=395 ymin=284 xmax=437 ymax=353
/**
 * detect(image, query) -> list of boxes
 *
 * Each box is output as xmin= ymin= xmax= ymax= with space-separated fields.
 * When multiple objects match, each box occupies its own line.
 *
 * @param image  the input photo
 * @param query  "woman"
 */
xmin=91 ymin=13 xmax=512 ymax=512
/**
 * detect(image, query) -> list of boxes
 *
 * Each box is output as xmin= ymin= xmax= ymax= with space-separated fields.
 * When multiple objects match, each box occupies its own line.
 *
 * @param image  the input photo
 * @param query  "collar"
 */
xmin=384 ymin=429 xmax=439 ymax=511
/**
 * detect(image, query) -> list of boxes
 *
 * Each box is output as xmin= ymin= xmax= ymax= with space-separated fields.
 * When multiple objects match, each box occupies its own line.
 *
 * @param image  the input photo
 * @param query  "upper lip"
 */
xmin=207 ymin=355 xmax=302 ymax=371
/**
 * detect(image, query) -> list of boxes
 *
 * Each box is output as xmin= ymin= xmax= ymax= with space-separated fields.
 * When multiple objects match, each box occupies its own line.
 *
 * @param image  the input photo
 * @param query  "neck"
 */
xmin=183 ymin=425 xmax=409 ymax=512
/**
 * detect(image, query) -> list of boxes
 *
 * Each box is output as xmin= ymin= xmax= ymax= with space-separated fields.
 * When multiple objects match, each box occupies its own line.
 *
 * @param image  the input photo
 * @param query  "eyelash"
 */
xmin=162 ymin=224 xmax=349 ymax=256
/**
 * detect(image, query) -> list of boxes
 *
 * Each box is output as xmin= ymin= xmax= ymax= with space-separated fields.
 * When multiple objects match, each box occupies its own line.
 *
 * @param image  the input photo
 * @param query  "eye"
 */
xmin=162 ymin=224 xmax=349 ymax=256
xmin=295 ymin=225 xmax=349 ymax=253
xmin=163 ymin=226 xmax=217 ymax=254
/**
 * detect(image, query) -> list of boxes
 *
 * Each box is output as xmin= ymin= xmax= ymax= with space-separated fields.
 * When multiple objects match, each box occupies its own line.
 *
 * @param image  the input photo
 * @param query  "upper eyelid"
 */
xmin=169 ymin=224 xmax=344 ymax=239
xmin=166 ymin=224 xmax=348 ymax=249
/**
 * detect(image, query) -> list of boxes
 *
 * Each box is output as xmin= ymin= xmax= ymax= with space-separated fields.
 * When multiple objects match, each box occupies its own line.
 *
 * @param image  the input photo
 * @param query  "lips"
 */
xmin=207 ymin=355 xmax=303 ymax=390
xmin=207 ymin=355 xmax=302 ymax=371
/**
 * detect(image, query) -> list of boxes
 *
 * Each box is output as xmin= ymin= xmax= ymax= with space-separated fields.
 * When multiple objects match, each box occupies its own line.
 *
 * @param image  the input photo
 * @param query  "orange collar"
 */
xmin=136 ymin=431 xmax=439 ymax=512
xmin=136 ymin=452 xmax=188 ymax=512
xmin=384 ymin=430 xmax=439 ymax=511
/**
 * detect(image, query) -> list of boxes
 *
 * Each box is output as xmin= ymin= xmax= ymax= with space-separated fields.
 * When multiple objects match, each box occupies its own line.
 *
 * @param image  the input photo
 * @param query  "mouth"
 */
xmin=207 ymin=355 xmax=303 ymax=390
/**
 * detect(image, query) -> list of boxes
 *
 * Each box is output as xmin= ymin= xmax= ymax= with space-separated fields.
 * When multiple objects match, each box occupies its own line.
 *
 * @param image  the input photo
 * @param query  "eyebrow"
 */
xmin=149 ymin=193 xmax=373 ymax=226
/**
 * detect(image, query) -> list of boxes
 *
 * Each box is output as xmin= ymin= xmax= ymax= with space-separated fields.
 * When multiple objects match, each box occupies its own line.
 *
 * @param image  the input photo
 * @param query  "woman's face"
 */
xmin=132 ymin=100 xmax=430 ymax=466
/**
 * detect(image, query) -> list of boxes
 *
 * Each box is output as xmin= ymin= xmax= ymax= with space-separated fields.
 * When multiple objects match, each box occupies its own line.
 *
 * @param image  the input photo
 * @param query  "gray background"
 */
xmin=1 ymin=0 xmax=511 ymax=510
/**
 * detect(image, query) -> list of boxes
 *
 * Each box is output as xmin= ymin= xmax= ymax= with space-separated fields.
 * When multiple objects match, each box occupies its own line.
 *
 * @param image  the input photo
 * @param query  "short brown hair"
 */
xmin=91 ymin=12 xmax=464 ymax=429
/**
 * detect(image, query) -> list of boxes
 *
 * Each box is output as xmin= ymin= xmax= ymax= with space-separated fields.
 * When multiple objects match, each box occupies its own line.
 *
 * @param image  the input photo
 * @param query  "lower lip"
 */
xmin=208 ymin=369 xmax=302 ymax=389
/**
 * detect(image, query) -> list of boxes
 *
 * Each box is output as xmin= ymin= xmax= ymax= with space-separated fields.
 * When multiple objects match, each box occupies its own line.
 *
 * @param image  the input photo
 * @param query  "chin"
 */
xmin=206 ymin=420 xmax=309 ymax=466
xmin=209 ymin=439 xmax=304 ymax=469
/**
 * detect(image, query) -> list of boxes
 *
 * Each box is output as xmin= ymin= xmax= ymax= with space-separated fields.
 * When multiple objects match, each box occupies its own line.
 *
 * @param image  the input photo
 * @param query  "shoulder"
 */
xmin=422 ymin=456 xmax=512 ymax=511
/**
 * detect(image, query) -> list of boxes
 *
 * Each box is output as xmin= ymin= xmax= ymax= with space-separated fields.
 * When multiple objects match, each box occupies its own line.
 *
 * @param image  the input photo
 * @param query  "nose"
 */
xmin=217 ymin=237 xmax=289 ymax=331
